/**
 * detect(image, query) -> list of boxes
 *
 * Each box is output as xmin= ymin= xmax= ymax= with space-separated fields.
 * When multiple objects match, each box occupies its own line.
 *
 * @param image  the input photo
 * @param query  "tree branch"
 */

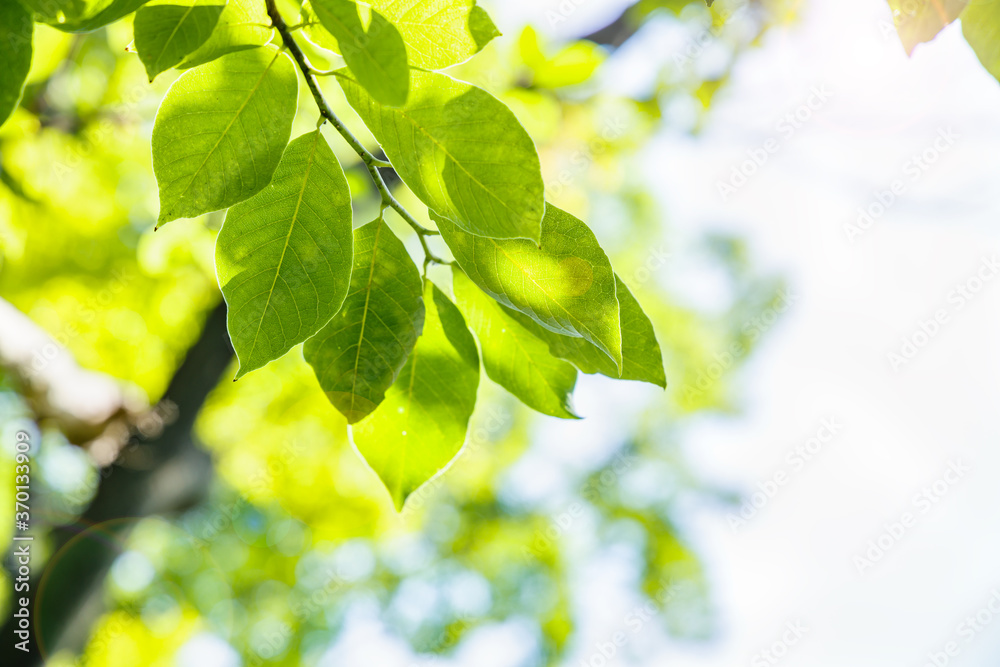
xmin=0 ymin=297 xmax=147 ymax=459
xmin=264 ymin=0 xmax=449 ymax=269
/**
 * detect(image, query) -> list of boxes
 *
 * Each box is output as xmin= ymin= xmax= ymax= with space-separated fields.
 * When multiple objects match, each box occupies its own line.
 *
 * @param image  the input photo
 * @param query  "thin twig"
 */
xmin=264 ymin=0 xmax=446 ymax=268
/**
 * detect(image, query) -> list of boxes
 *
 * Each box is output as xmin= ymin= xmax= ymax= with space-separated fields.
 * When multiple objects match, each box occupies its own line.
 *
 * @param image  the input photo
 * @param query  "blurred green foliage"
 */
xmin=1 ymin=1 xmax=793 ymax=664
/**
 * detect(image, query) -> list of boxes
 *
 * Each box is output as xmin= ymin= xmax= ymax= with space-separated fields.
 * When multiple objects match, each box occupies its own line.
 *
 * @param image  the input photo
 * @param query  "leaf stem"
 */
xmin=265 ymin=0 xmax=445 ymax=262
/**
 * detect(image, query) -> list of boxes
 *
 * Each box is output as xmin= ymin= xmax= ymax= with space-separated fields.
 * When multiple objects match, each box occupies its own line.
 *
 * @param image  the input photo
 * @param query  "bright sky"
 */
xmin=497 ymin=0 xmax=1000 ymax=666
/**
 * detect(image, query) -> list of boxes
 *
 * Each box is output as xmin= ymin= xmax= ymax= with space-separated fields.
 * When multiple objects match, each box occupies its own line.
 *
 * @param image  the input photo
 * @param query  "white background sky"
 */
xmin=493 ymin=0 xmax=1000 ymax=665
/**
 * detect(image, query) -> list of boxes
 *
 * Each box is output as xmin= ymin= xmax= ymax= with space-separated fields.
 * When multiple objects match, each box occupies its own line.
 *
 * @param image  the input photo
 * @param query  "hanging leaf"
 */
xmin=216 ymin=130 xmax=354 ymax=379
xmin=305 ymin=218 xmax=425 ymax=423
xmin=453 ymin=267 xmax=579 ymax=419
xmin=352 ymin=281 xmax=480 ymax=510
xmin=339 ymin=68 xmax=545 ymax=241
xmin=152 ymin=46 xmax=297 ymax=226
xmin=376 ymin=0 xmax=500 ymax=69
xmin=506 ymin=277 xmax=666 ymax=388
xmin=134 ymin=0 xmax=227 ymax=81
xmin=310 ymin=0 xmax=410 ymax=106
xmin=303 ymin=0 xmax=500 ymax=70
xmin=436 ymin=204 xmax=623 ymax=369
xmin=177 ymin=0 xmax=272 ymax=69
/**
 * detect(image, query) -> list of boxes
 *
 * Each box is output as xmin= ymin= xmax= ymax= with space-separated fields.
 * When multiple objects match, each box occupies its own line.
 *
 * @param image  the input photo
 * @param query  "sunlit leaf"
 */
xmin=352 ymin=281 xmax=479 ymax=510
xmin=888 ymin=0 xmax=967 ymax=55
xmin=962 ymin=0 xmax=1000 ymax=80
xmin=134 ymin=0 xmax=227 ymax=81
xmin=302 ymin=0 xmax=499 ymax=70
xmin=453 ymin=267 xmax=579 ymax=419
xmin=311 ymin=0 xmax=409 ymax=106
xmin=0 ymin=1 xmax=32 ymax=128
xmin=506 ymin=277 xmax=666 ymax=388
xmin=304 ymin=218 xmax=425 ymax=423
xmin=340 ymin=68 xmax=545 ymax=241
xmin=17 ymin=0 xmax=107 ymax=26
xmin=152 ymin=46 xmax=297 ymax=226
xmin=20 ymin=0 xmax=152 ymax=32
xmin=382 ymin=0 xmax=500 ymax=68
xmin=436 ymin=204 xmax=623 ymax=369
xmin=217 ymin=130 xmax=354 ymax=379
xmin=177 ymin=0 xmax=273 ymax=69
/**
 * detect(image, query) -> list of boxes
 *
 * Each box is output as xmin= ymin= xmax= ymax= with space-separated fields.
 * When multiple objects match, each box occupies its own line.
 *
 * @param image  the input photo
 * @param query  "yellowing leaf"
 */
xmin=305 ymin=219 xmax=425 ymax=423
xmin=152 ymin=46 xmax=297 ymax=225
xmin=217 ymin=130 xmax=354 ymax=379
xmin=352 ymin=281 xmax=479 ymax=510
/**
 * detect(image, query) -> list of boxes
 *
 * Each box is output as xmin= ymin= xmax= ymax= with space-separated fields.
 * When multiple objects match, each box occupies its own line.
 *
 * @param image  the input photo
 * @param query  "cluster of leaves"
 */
xmin=888 ymin=0 xmax=1000 ymax=82
xmin=0 ymin=0 xmax=670 ymax=509
xmin=0 ymin=1 xmax=795 ymax=663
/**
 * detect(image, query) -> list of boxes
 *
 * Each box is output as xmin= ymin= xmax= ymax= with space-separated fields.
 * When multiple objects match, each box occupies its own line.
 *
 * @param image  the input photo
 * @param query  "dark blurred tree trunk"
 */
xmin=2 ymin=302 xmax=232 ymax=666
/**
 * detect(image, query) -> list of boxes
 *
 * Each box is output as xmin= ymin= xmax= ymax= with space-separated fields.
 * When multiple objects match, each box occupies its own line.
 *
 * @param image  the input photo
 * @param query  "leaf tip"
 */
xmin=388 ymin=486 xmax=409 ymax=513
xmin=561 ymin=398 xmax=582 ymax=420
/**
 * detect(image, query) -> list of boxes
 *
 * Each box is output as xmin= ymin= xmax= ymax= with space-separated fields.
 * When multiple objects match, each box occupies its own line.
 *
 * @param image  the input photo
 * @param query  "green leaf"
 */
xmin=962 ymin=0 xmax=1000 ymax=80
xmin=152 ymin=45 xmax=297 ymax=226
xmin=453 ymin=267 xmax=579 ymax=419
xmin=177 ymin=0 xmax=273 ymax=69
xmin=0 ymin=1 xmax=32 ymax=128
xmin=339 ymin=68 xmax=544 ymax=241
xmin=16 ymin=0 xmax=100 ymax=25
xmin=301 ymin=2 xmax=341 ymax=51
xmin=435 ymin=204 xmax=623 ymax=369
xmin=304 ymin=218 xmax=425 ymax=423
xmin=134 ymin=0 xmax=227 ymax=81
xmin=506 ymin=277 xmax=666 ymax=388
xmin=888 ymin=0 xmax=967 ymax=55
xmin=311 ymin=0 xmax=409 ymax=106
xmin=216 ymin=130 xmax=354 ymax=379
xmin=302 ymin=0 xmax=499 ymax=70
xmin=20 ymin=0 xmax=152 ymax=32
xmin=352 ymin=281 xmax=479 ymax=510
xmin=371 ymin=0 xmax=499 ymax=69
